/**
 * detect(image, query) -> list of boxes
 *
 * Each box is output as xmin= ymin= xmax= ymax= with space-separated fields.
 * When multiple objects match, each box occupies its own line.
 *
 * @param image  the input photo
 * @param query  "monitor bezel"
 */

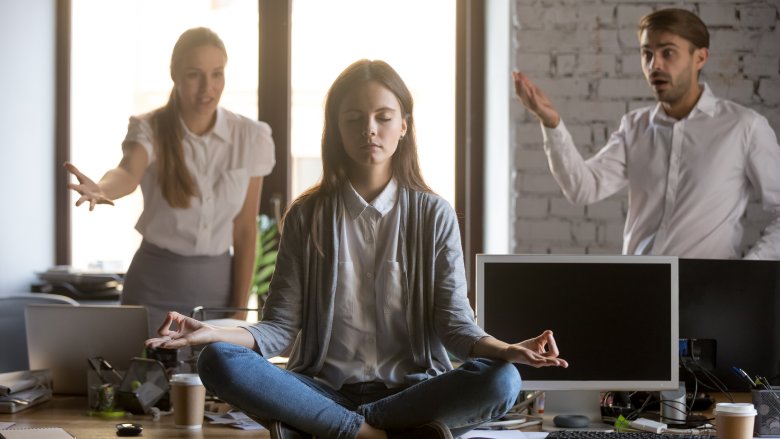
xmin=475 ymin=254 xmax=679 ymax=391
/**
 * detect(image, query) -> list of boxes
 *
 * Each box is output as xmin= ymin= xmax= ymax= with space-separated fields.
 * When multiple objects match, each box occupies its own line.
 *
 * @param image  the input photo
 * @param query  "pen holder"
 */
xmin=87 ymin=369 xmax=123 ymax=411
xmin=752 ymin=387 xmax=780 ymax=437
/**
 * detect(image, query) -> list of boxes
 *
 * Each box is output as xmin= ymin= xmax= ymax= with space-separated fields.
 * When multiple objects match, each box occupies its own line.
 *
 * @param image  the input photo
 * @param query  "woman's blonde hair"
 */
xmin=152 ymin=27 xmax=227 ymax=208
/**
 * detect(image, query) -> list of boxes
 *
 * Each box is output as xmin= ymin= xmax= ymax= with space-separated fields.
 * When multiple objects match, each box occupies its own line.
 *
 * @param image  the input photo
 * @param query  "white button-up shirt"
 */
xmin=319 ymin=179 xmax=415 ymax=389
xmin=542 ymin=84 xmax=780 ymax=259
xmin=124 ymin=107 xmax=275 ymax=256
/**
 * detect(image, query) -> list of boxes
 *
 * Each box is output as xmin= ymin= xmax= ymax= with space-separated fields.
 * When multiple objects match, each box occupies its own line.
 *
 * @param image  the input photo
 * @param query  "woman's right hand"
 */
xmin=145 ymin=311 xmax=219 ymax=350
xmin=64 ymin=162 xmax=114 ymax=211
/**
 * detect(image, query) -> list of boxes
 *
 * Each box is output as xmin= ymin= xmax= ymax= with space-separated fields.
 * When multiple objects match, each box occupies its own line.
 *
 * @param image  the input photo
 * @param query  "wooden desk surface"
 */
xmin=0 ymin=396 xmax=272 ymax=438
xmin=0 ymin=392 xmax=757 ymax=438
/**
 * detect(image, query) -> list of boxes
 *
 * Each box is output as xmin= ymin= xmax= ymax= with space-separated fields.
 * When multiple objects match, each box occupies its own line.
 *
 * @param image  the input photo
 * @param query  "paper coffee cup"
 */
xmin=715 ymin=402 xmax=757 ymax=439
xmin=170 ymin=373 xmax=206 ymax=429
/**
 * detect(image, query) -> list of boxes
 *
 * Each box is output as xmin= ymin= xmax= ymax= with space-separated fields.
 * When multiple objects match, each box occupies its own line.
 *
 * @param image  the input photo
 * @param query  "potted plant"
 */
xmin=251 ymin=214 xmax=279 ymax=318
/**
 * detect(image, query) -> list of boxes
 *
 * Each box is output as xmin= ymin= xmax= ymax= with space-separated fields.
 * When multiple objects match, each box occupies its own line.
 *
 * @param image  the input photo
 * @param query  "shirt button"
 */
xmin=202 ymin=224 xmax=209 ymax=230
xmin=366 ymin=272 xmax=373 ymax=279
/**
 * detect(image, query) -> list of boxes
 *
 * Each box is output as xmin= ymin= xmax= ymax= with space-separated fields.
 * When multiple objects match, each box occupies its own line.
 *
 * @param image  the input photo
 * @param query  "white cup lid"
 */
xmin=170 ymin=373 xmax=203 ymax=386
xmin=715 ymin=402 xmax=757 ymax=415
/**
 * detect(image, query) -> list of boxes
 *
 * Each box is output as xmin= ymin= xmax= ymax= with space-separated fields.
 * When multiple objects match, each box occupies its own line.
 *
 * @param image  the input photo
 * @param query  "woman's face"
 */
xmin=337 ymin=80 xmax=407 ymax=172
xmin=174 ymin=44 xmax=226 ymax=119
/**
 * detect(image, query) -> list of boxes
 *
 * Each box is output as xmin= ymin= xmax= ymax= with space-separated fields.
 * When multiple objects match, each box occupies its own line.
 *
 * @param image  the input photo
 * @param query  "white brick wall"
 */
xmin=510 ymin=0 xmax=780 ymax=257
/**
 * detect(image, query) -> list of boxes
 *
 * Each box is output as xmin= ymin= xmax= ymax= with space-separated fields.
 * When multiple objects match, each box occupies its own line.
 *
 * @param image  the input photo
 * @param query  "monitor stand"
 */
xmin=540 ymin=390 xmax=614 ymax=431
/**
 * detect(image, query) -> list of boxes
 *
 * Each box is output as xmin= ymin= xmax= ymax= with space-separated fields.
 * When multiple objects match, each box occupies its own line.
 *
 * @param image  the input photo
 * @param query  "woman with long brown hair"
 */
xmin=146 ymin=59 xmax=566 ymax=439
xmin=65 ymin=27 xmax=275 ymax=334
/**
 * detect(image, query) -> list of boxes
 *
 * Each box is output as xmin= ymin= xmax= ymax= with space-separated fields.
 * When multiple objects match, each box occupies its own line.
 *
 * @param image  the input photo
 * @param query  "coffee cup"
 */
xmin=170 ymin=373 xmax=206 ymax=429
xmin=714 ymin=402 xmax=757 ymax=439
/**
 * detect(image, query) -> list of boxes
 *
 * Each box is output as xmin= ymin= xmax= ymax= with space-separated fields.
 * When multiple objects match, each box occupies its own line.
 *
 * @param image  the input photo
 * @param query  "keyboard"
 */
xmin=545 ymin=432 xmax=716 ymax=439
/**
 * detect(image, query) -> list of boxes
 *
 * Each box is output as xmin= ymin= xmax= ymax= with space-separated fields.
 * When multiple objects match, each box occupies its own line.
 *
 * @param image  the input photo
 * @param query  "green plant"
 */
xmin=251 ymin=214 xmax=279 ymax=314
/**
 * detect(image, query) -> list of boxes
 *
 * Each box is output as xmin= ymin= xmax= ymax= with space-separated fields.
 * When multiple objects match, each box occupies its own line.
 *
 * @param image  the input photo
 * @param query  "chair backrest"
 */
xmin=0 ymin=293 xmax=78 ymax=373
xmin=190 ymin=305 xmax=258 ymax=328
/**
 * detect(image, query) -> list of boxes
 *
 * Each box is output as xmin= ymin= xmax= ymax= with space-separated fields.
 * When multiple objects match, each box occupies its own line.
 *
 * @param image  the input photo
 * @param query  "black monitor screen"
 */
xmin=679 ymin=258 xmax=780 ymax=391
xmin=477 ymin=255 xmax=678 ymax=391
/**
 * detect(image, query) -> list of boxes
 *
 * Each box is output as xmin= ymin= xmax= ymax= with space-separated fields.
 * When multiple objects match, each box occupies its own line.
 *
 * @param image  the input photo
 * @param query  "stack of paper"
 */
xmin=205 ymin=410 xmax=268 ymax=431
xmin=0 ymin=370 xmax=52 ymax=414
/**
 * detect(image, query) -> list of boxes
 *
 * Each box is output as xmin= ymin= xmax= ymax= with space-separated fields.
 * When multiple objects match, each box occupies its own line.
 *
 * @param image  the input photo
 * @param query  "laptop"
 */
xmin=25 ymin=305 xmax=148 ymax=395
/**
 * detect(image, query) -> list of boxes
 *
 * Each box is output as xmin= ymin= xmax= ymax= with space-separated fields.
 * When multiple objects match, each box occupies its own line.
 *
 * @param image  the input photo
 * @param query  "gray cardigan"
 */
xmin=243 ymin=187 xmax=488 ymax=384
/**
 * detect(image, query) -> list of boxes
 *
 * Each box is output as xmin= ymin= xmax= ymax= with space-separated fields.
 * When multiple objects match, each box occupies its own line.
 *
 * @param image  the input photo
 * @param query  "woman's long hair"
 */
xmin=151 ymin=27 xmax=227 ymax=208
xmin=289 ymin=59 xmax=431 ymax=253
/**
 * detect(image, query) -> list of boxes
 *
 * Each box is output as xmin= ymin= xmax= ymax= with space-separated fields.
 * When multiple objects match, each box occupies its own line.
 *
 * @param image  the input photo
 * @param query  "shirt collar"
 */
xmin=179 ymin=107 xmax=230 ymax=142
xmin=651 ymin=82 xmax=717 ymax=125
xmin=211 ymin=107 xmax=230 ymax=141
xmin=342 ymin=178 xmax=399 ymax=219
xmin=693 ymin=82 xmax=717 ymax=117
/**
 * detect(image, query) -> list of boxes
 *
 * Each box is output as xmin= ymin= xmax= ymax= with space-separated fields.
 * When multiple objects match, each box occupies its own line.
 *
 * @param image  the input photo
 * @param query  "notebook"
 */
xmin=25 ymin=305 xmax=148 ymax=395
xmin=0 ymin=428 xmax=74 ymax=438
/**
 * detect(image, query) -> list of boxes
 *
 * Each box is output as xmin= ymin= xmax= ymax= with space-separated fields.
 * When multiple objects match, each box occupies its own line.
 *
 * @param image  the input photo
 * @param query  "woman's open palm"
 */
xmin=64 ymin=162 xmax=114 ymax=211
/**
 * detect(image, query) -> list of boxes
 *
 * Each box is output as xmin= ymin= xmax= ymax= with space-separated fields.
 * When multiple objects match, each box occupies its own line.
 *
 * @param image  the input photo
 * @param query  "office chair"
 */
xmin=0 ymin=292 xmax=79 ymax=373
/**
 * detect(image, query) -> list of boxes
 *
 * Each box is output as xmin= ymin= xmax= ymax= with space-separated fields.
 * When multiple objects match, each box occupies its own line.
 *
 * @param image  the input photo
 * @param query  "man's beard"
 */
xmin=648 ymin=63 xmax=694 ymax=105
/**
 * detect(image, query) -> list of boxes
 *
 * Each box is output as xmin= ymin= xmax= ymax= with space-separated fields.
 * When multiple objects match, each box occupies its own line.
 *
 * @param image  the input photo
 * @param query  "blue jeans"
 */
xmin=198 ymin=342 xmax=522 ymax=439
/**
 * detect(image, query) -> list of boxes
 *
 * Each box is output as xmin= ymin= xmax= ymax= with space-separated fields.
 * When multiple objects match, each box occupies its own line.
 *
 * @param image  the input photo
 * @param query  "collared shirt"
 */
xmin=124 ymin=107 xmax=275 ymax=256
xmin=319 ymin=178 xmax=416 ymax=389
xmin=542 ymin=83 xmax=780 ymax=259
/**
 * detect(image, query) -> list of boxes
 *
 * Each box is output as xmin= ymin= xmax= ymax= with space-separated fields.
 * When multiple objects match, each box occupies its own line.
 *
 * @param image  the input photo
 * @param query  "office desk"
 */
xmin=0 ymin=393 xmax=758 ymax=438
xmin=0 ymin=396 xmax=271 ymax=438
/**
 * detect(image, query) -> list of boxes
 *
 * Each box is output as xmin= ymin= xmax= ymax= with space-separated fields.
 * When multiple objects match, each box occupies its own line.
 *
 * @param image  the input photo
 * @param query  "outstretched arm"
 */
xmin=65 ymin=142 xmax=148 ymax=210
xmin=513 ymin=71 xmax=629 ymax=205
xmin=145 ymin=311 xmax=257 ymax=350
xmin=471 ymin=330 xmax=569 ymax=368
xmin=512 ymin=71 xmax=561 ymax=128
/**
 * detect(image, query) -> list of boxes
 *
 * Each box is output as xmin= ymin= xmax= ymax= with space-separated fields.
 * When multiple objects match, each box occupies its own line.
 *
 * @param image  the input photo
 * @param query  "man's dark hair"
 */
xmin=638 ymin=8 xmax=710 ymax=51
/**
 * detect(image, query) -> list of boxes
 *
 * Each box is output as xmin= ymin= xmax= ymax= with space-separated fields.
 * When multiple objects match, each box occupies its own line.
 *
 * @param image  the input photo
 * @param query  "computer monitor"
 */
xmin=476 ymin=254 xmax=679 ymax=425
xmin=679 ymin=258 xmax=780 ymax=391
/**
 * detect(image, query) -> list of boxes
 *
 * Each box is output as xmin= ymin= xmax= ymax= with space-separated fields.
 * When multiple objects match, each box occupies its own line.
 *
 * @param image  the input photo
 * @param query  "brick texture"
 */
xmin=510 ymin=0 xmax=780 ymax=256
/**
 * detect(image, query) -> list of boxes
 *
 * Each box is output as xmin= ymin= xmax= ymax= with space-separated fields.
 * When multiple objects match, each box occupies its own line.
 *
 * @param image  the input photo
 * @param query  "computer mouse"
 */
xmin=553 ymin=414 xmax=590 ymax=428
xmin=116 ymin=423 xmax=143 ymax=437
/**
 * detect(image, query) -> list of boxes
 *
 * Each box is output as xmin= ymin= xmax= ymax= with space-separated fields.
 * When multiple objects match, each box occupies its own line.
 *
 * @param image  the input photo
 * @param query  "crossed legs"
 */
xmin=198 ymin=342 xmax=522 ymax=439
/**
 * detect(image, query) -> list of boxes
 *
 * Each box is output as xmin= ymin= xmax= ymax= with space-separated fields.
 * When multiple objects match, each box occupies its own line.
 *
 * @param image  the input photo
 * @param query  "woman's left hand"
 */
xmin=504 ymin=330 xmax=569 ymax=368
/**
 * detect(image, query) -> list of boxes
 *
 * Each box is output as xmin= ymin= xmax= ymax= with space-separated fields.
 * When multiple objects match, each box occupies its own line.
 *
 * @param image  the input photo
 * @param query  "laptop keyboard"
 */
xmin=545 ymin=432 xmax=716 ymax=439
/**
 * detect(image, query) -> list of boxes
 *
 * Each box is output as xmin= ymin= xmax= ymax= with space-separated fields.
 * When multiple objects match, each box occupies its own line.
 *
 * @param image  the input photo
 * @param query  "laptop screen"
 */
xmin=25 ymin=305 xmax=148 ymax=395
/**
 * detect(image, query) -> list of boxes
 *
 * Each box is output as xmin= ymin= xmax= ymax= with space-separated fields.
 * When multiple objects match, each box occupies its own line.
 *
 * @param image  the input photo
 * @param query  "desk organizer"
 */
xmin=753 ymin=387 xmax=780 ymax=437
xmin=116 ymin=358 xmax=169 ymax=414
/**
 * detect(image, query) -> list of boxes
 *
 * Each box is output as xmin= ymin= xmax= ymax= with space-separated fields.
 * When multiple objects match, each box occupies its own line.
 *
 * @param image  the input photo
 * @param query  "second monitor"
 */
xmin=476 ymin=254 xmax=679 ymax=424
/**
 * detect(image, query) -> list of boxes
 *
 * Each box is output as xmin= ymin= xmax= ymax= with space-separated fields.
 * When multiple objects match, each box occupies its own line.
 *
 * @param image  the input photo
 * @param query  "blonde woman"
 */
xmin=66 ymin=27 xmax=275 ymax=334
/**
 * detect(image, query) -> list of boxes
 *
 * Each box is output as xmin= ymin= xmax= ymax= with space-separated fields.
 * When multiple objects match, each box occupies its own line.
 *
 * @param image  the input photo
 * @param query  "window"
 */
xmin=59 ymin=0 xmax=485 ymax=295
xmin=289 ymin=0 xmax=456 ymax=205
